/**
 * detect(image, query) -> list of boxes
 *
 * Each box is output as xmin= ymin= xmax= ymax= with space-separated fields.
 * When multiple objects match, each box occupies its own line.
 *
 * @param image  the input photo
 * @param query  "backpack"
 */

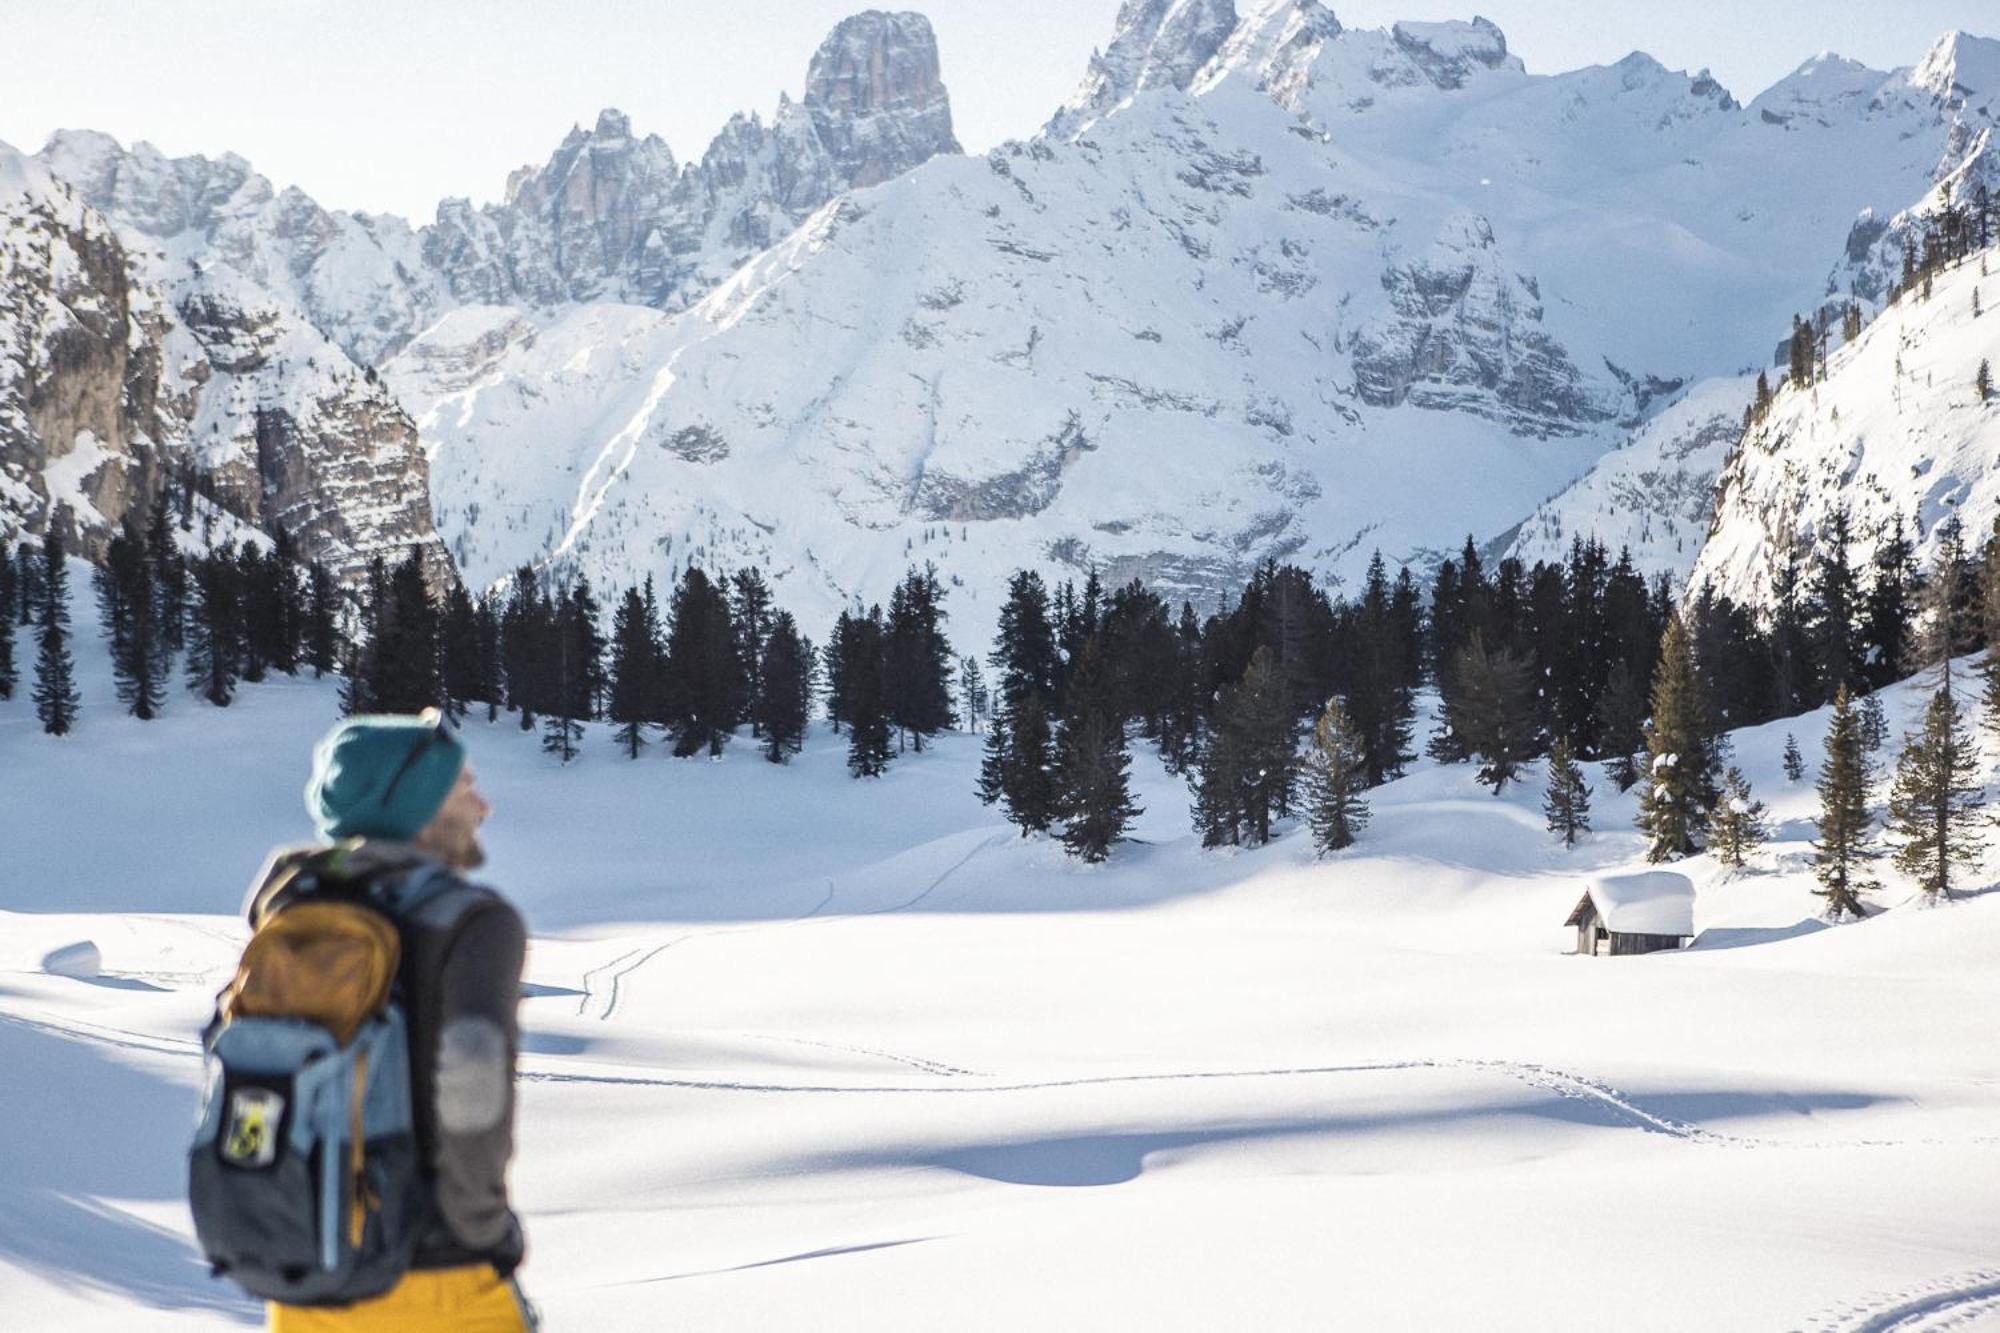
xmin=189 ymin=850 xmax=452 ymax=1306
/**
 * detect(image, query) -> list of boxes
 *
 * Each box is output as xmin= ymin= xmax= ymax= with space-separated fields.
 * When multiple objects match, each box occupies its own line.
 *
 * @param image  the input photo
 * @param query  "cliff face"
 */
xmin=0 ymin=151 xmax=185 ymax=554
xmin=0 ymin=145 xmax=447 ymax=584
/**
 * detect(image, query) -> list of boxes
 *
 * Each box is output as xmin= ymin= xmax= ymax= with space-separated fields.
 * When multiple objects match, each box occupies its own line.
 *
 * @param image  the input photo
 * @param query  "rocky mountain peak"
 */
xmin=803 ymin=10 xmax=960 ymax=187
xmin=1908 ymin=30 xmax=2000 ymax=110
xmin=1389 ymin=17 xmax=1519 ymax=90
xmin=1052 ymin=0 xmax=1241 ymax=137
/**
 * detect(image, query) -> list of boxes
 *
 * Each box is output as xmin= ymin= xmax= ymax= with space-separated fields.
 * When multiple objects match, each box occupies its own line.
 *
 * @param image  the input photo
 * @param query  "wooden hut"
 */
xmin=1564 ymin=871 xmax=1695 ymax=956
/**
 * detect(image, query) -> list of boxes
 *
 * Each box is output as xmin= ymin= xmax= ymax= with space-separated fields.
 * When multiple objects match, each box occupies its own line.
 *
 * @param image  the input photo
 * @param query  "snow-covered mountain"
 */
xmin=1691 ymin=238 xmax=2000 ymax=608
xmin=388 ymin=8 xmax=2000 ymax=633
xmin=10 ymin=6 xmax=2000 ymax=634
xmin=0 ymin=144 xmax=446 ymax=581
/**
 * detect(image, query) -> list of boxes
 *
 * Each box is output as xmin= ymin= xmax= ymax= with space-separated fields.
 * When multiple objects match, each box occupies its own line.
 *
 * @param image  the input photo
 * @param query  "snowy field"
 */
xmin=4 ymin=621 xmax=2000 ymax=1331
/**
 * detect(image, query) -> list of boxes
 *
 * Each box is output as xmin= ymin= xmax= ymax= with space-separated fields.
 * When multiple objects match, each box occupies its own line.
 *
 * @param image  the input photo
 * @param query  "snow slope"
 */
xmin=1507 ymin=374 xmax=1754 ymax=583
xmin=4 ymin=581 xmax=2000 ymax=1329
xmin=1693 ymin=241 xmax=2000 ymax=608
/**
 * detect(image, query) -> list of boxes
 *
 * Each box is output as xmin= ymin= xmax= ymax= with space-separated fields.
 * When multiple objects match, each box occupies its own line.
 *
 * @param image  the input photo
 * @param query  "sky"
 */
xmin=0 ymin=0 xmax=1993 ymax=221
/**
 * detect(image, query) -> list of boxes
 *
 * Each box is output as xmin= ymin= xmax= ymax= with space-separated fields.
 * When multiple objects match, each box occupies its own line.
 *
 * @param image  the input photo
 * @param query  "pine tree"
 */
xmin=31 ymin=531 xmax=80 ymax=735
xmin=439 ymin=581 xmax=485 ymax=722
xmin=1807 ymin=507 xmax=1863 ymax=702
xmin=606 ymin=586 xmax=658 ymax=759
xmin=365 ymin=548 xmax=441 ymax=713
xmin=1595 ymin=659 xmax=1647 ymax=790
xmin=989 ymin=693 xmax=1057 ymax=834
xmin=844 ymin=607 xmax=894 ymax=778
xmin=303 ymin=560 xmax=339 ymax=678
xmin=1301 ymin=695 xmax=1370 ymax=853
xmin=1812 ymin=685 xmax=1875 ymax=921
xmin=1638 ymin=613 xmax=1712 ymax=861
xmin=885 ymin=565 xmax=953 ymax=751
xmin=1197 ymin=647 xmax=1297 ymax=846
xmin=1863 ymin=513 xmax=1917 ymax=689
xmin=101 ymin=519 xmax=165 ymax=719
xmin=1782 ymin=733 xmax=1806 ymax=781
xmin=1542 ymin=736 xmax=1591 ymax=847
xmin=663 ymin=567 xmax=743 ymax=758
xmin=145 ymin=488 xmax=186 ymax=654
xmin=1443 ymin=632 xmax=1537 ymax=794
xmin=1979 ymin=358 xmax=1993 ymax=403
xmin=1052 ymin=639 xmax=1141 ymax=862
xmin=1887 ymin=683 xmax=1985 ymax=902
xmin=1344 ymin=553 xmax=1416 ymax=786
xmin=756 ymin=612 xmax=812 ymax=763
xmin=1710 ymin=767 xmax=1768 ymax=869
xmin=187 ymin=548 xmax=242 ymax=707
xmin=730 ymin=568 xmax=774 ymax=731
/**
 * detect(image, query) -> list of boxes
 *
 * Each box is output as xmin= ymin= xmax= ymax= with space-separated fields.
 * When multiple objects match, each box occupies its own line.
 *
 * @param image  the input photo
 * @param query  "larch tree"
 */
xmin=1638 ymin=612 xmax=1712 ymax=861
xmin=1812 ymin=685 xmax=1876 ymax=921
xmin=1542 ymin=735 xmax=1591 ymax=848
xmin=1887 ymin=684 xmax=1985 ymax=902
xmin=1710 ymin=767 xmax=1768 ymax=869
xmin=1302 ymin=695 xmax=1370 ymax=854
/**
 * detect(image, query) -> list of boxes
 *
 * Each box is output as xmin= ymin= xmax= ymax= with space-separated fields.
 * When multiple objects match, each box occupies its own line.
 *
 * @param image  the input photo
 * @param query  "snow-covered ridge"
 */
xmin=1692 ymin=241 xmax=2000 ymax=608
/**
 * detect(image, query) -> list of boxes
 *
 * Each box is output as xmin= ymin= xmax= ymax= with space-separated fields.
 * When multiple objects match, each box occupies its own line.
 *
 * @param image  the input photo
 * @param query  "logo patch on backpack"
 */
xmin=222 ymin=1087 xmax=285 ymax=1168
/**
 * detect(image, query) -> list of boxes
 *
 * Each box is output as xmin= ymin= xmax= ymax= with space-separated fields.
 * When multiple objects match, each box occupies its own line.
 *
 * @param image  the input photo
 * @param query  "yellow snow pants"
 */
xmin=268 ymin=1264 xmax=531 ymax=1331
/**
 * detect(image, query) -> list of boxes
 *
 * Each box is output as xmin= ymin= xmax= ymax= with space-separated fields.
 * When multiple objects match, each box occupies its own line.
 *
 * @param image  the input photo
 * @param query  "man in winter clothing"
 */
xmin=256 ymin=711 xmax=533 ymax=1332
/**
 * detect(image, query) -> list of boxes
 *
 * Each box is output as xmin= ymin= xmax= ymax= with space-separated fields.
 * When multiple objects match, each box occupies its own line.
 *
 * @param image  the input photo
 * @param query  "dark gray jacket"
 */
xmin=245 ymin=841 xmax=528 ymax=1274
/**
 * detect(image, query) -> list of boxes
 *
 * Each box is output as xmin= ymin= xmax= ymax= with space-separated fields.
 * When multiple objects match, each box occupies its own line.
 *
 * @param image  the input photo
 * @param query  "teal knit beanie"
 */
xmin=306 ymin=711 xmax=467 ymax=841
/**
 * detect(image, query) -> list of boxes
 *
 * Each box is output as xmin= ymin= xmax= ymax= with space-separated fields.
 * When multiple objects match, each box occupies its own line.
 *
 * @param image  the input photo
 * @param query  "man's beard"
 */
xmin=449 ymin=834 xmax=487 ymax=872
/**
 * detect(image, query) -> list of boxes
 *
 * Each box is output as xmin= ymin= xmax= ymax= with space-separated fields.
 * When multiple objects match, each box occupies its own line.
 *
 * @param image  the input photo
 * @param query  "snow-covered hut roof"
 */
xmin=1563 ymin=871 xmax=1696 ymax=937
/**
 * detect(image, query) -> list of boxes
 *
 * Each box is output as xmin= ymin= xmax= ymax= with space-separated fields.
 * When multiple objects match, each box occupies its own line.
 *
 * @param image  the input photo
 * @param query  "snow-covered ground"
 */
xmin=4 ymin=613 xmax=2000 ymax=1330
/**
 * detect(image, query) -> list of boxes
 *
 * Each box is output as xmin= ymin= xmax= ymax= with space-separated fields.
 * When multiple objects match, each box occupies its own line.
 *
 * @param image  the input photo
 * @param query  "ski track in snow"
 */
xmin=1802 ymin=1269 xmax=2000 ymax=1332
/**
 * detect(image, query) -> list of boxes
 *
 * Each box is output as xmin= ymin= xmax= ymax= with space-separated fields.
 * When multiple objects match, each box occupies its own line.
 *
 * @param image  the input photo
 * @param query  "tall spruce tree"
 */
xmin=730 ymin=568 xmax=774 ymax=731
xmin=32 ymin=530 xmax=80 ymax=735
xmin=756 ymin=611 xmax=812 ymax=763
xmin=1711 ymin=767 xmax=1768 ymax=869
xmin=607 ymin=586 xmax=658 ymax=759
xmin=1302 ymin=695 xmax=1370 ymax=853
xmin=1812 ymin=685 xmax=1875 ymax=921
xmin=1887 ymin=684 xmax=1985 ymax=902
xmin=885 ymin=565 xmax=954 ymax=751
xmin=145 ymin=488 xmax=187 ymax=653
xmin=844 ymin=607 xmax=894 ymax=778
xmin=100 ymin=519 xmax=165 ymax=718
xmin=1052 ymin=639 xmax=1141 ymax=862
xmin=365 ymin=548 xmax=441 ymax=713
xmin=439 ymin=582 xmax=485 ymax=722
xmin=187 ymin=548 xmax=242 ymax=707
xmin=1542 ymin=736 xmax=1591 ymax=847
xmin=1638 ymin=613 xmax=1712 ymax=861
xmin=1864 ymin=513 xmax=1917 ymax=689
xmin=663 ymin=567 xmax=742 ymax=758
xmin=1807 ymin=507 xmax=1863 ymax=702
xmin=1344 ymin=553 xmax=1416 ymax=786
xmin=303 ymin=560 xmax=339 ymax=678
xmin=987 ymin=693 xmax=1057 ymax=834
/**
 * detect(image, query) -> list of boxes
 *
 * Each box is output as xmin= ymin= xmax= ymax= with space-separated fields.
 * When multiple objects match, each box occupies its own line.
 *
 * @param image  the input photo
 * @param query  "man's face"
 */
xmin=416 ymin=764 xmax=491 ymax=870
